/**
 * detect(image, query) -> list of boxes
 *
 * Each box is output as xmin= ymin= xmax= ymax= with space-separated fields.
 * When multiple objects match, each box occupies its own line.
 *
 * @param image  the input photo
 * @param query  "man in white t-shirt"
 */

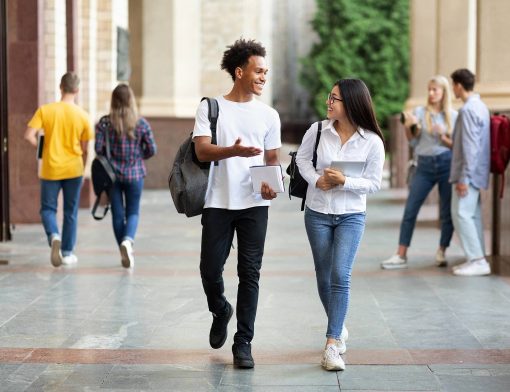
xmin=193 ymin=38 xmax=281 ymax=369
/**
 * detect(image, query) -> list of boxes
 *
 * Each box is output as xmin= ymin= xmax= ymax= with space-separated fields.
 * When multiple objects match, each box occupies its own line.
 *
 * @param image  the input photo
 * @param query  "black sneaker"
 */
xmin=232 ymin=342 xmax=254 ymax=369
xmin=209 ymin=302 xmax=233 ymax=349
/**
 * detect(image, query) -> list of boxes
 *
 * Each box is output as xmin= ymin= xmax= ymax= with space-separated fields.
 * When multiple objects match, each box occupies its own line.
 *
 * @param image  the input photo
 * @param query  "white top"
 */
xmin=296 ymin=120 xmax=385 ymax=214
xmin=192 ymin=96 xmax=281 ymax=210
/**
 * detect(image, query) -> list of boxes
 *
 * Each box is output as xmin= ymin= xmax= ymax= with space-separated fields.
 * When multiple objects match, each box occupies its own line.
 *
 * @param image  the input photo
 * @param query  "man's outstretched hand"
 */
xmin=232 ymin=137 xmax=263 ymax=157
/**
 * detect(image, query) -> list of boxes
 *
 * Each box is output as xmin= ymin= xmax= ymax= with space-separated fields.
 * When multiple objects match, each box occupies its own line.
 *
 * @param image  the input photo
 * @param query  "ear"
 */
xmin=235 ymin=66 xmax=243 ymax=80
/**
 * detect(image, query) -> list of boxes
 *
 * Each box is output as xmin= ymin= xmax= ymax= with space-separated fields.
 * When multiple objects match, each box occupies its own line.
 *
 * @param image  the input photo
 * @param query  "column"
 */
xmin=135 ymin=0 xmax=201 ymax=118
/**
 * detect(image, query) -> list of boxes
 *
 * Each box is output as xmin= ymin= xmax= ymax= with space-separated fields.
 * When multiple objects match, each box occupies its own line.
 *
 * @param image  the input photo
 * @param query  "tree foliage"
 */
xmin=301 ymin=0 xmax=409 ymax=129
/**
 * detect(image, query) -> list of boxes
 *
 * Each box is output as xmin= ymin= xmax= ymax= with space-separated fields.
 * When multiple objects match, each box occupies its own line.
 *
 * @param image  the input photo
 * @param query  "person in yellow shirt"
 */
xmin=24 ymin=72 xmax=93 ymax=267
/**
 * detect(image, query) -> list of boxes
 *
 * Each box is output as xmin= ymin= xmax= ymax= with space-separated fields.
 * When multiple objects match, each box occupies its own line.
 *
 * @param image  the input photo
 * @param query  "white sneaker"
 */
xmin=50 ymin=236 xmax=62 ymax=267
xmin=381 ymin=254 xmax=408 ymax=269
xmin=452 ymin=260 xmax=470 ymax=271
xmin=435 ymin=249 xmax=447 ymax=267
xmin=336 ymin=325 xmax=348 ymax=354
xmin=120 ymin=240 xmax=134 ymax=268
xmin=453 ymin=258 xmax=491 ymax=276
xmin=321 ymin=344 xmax=345 ymax=371
xmin=62 ymin=254 xmax=78 ymax=265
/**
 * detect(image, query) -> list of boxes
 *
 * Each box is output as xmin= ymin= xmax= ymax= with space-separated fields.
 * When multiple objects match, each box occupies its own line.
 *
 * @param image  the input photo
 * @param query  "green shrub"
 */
xmin=301 ymin=0 xmax=409 ymax=130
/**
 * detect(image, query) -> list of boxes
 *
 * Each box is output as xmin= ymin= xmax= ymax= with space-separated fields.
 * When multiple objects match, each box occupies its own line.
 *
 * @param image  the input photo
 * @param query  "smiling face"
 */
xmin=237 ymin=56 xmax=268 ymax=96
xmin=326 ymin=85 xmax=346 ymax=121
xmin=427 ymin=81 xmax=444 ymax=106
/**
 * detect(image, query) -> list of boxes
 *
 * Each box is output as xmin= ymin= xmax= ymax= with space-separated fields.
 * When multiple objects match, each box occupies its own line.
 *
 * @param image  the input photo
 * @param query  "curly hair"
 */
xmin=221 ymin=38 xmax=266 ymax=81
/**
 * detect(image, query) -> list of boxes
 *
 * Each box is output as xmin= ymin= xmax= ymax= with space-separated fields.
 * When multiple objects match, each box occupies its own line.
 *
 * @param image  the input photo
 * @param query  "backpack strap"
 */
xmin=91 ymin=191 xmax=110 ymax=221
xmin=105 ymin=126 xmax=112 ymax=161
xmin=201 ymin=97 xmax=219 ymax=166
xmin=301 ymin=121 xmax=323 ymax=211
xmin=312 ymin=121 xmax=322 ymax=169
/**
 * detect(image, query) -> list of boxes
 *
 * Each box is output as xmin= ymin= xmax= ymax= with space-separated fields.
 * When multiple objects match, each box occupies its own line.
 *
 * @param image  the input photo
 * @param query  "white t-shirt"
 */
xmin=192 ymin=96 xmax=281 ymax=210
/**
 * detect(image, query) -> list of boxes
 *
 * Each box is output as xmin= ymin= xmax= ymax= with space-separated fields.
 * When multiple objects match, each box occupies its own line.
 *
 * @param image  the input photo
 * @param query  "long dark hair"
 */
xmin=110 ymin=84 xmax=138 ymax=140
xmin=336 ymin=79 xmax=385 ymax=147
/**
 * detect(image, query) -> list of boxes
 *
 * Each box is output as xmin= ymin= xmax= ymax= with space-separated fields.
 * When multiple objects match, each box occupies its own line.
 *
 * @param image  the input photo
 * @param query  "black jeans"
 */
xmin=200 ymin=206 xmax=268 ymax=344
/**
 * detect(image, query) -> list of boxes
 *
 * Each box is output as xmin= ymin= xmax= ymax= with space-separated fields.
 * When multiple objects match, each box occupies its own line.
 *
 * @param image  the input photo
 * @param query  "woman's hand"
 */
xmin=316 ymin=168 xmax=346 ymax=191
xmin=323 ymin=168 xmax=346 ymax=185
xmin=440 ymin=134 xmax=453 ymax=148
xmin=402 ymin=111 xmax=418 ymax=128
xmin=316 ymin=176 xmax=335 ymax=191
xmin=431 ymin=123 xmax=445 ymax=136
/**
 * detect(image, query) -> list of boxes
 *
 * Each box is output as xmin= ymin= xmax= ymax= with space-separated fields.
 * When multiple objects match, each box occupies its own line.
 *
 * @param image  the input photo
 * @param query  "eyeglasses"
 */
xmin=327 ymin=93 xmax=343 ymax=104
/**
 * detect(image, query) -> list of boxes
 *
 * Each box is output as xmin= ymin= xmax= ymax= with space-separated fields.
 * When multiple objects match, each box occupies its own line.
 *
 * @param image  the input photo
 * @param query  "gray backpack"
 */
xmin=168 ymin=97 xmax=218 ymax=217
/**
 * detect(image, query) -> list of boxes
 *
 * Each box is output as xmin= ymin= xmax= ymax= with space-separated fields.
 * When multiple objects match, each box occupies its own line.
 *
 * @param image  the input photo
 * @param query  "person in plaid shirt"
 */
xmin=95 ymin=84 xmax=157 ymax=268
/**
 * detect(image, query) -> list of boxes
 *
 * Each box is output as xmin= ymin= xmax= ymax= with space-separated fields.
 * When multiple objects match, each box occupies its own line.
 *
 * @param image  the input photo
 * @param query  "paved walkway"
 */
xmin=1 ymin=182 xmax=510 ymax=391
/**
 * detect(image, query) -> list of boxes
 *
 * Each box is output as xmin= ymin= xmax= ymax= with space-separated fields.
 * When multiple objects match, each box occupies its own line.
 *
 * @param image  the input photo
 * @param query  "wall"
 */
xmin=406 ymin=0 xmax=510 ymax=272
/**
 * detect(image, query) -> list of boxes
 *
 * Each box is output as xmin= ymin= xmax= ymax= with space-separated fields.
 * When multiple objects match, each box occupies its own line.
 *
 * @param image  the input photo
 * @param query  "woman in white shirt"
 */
xmin=296 ymin=79 xmax=385 ymax=371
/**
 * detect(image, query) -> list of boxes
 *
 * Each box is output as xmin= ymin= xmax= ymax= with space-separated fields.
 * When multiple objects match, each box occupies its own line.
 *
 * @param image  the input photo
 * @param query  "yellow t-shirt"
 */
xmin=28 ymin=101 xmax=93 ymax=180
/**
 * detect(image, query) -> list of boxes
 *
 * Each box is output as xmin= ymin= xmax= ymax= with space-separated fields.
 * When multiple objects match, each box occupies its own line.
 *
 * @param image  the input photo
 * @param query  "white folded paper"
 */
xmin=249 ymin=165 xmax=285 ymax=193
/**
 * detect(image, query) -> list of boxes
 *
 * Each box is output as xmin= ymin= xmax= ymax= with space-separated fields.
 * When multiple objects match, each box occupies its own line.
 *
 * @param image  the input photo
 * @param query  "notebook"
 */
xmin=249 ymin=165 xmax=285 ymax=193
xmin=330 ymin=161 xmax=365 ymax=178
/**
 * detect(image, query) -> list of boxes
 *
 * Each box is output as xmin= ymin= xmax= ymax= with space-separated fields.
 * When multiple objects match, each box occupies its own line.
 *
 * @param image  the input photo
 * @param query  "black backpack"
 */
xmin=91 ymin=126 xmax=116 ymax=220
xmin=169 ymin=97 xmax=218 ymax=217
xmin=285 ymin=121 xmax=322 ymax=211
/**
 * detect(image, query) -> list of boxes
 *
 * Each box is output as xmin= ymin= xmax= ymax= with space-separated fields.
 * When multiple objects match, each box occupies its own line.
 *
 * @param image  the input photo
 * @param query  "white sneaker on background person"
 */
xmin=120 ymin=240 xmax=134 ymax=268
xmin=61 ymin=254 xmax=78 ymax=265
xmin=336 ymin=325 xmax=349 ymax=354
xmin=321 ymin=344 xmax=345 ymax=371
xmin=453 ymin=258 xmax=491 ymax=276
xmin=452 ymin=260 xmax=470 ymax=271
xmin=381 ymin=254 xmax=408 ymax=269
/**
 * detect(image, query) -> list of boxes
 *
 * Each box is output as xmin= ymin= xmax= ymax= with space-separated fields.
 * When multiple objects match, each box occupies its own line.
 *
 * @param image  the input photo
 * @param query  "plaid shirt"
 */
xmin=94 ymin=115 xmax=157 ymax=182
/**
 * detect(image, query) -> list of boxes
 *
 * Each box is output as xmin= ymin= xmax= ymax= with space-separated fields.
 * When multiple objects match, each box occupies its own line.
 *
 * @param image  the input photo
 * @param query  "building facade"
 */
xmin=1 ymin=0 xmax=510 ymax=274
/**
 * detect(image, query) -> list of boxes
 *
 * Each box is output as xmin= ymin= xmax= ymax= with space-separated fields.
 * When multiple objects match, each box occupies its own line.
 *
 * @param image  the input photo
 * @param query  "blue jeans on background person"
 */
xmin=40 ymin=176 xmax=83 ymax=256
xmin=399 ymin=151 xmax=453 ymax=248
xmin=451 ymin=183 xmax=485 ymax=261
xmin=304 ymin=207 xmax=365 ymax=340
xmin=110 ymin=179 xmax=144 ymax=246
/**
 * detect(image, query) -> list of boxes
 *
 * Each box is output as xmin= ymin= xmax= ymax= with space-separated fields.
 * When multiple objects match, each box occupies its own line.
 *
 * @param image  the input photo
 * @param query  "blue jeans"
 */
xmin=399 ymin=151 xmax=453 ymax=248
xmin=451 ymin=184 xmax=485 ymax=261
xmin=110 ymin=179 xmax=144 ymax=246
xmin=304 ymin=207 xmax=365 ymax=339
xmin=40 ymin=176 xmax=83 ymax=256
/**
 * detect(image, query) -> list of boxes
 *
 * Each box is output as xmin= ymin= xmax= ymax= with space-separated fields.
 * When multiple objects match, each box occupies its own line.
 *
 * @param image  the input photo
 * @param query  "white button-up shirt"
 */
xmin=296 ymin=120 xmax=385 ymax=215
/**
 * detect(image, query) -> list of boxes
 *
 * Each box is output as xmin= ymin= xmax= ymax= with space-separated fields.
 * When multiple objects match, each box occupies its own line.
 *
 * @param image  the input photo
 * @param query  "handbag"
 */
xmin=285 ymin=121 xmax=322 ymax=210
xmin=91 ymin=126 xmax=116 ymax=220
xmin=406 ymin=158 xmax=417 ymax=188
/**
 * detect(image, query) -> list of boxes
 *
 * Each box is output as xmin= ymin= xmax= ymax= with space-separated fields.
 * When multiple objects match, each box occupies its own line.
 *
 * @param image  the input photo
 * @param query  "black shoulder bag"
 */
xmin=91 ymin=126 xmax=117 ymax=220
xmin=286 ymin=121 xmax=322 ymax=211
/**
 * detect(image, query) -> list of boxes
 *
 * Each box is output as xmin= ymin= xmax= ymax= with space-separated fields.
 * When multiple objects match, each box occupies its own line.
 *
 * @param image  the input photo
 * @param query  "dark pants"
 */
xmin=200 ymin=206 xmax=268 ymax=344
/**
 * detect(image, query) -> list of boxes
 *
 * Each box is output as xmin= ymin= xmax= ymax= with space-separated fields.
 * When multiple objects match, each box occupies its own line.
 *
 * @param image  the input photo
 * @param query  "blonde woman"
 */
xmin=381 ymin=75 xmax=457 ymax=269
xmin=95 ymin=84 xmax=157 ymax=268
